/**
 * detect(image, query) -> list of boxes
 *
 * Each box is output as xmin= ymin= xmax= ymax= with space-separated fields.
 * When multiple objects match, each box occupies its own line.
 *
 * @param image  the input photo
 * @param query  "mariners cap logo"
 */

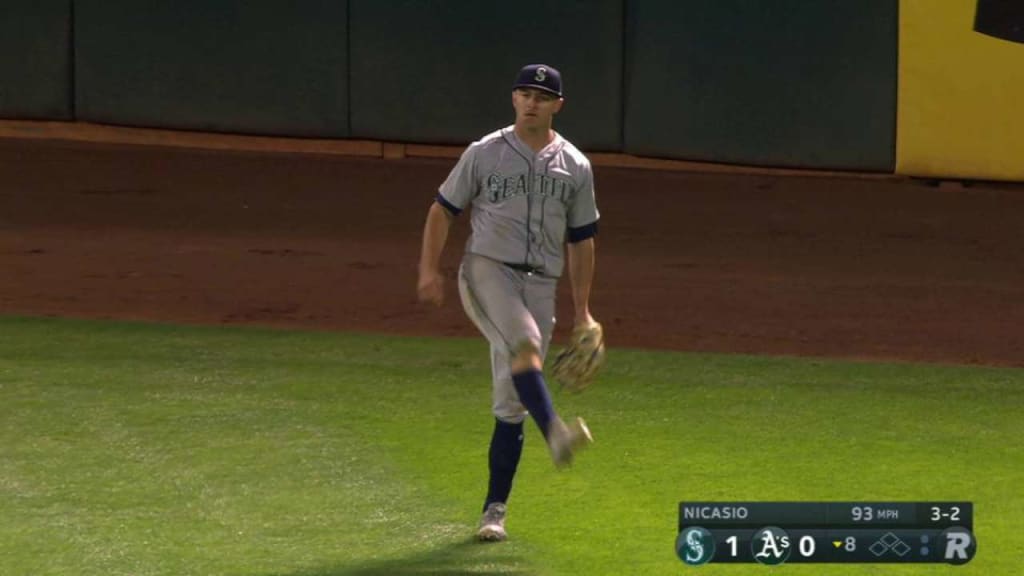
xmin=513 ymin=64 xmax=563 ymax=97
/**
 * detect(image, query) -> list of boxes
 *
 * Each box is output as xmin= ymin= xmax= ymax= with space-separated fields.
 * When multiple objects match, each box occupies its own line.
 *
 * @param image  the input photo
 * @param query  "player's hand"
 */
xmin=417 ymin=269 xmax=445 ymax=307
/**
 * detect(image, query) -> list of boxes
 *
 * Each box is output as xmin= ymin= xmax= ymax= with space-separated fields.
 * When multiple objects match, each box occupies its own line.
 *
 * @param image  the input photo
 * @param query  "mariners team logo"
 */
xmin=676 ymin=526 xmax=715 ymax=566
xmin=752 ymin=526 xmax=792 ymax=565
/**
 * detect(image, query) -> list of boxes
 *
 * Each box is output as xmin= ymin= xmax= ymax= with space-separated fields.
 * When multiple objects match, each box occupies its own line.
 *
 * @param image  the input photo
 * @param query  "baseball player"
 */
xmin=417 ymin=64 xmax=600 ymax=542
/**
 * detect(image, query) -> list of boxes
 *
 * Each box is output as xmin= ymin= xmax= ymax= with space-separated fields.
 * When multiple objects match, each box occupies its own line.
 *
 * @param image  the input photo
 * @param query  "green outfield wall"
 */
xmin=0 ymin=0 xmax=72 ymax=120
xmin=623 ymin=0 xmax=898 ymax=171
xmin=74 ymin=0 xmax=350 ymax=137
xmin=5 ymin=1 xmax=1023 ymax=179
xmin=348 ymin=0 xmax=622 ymax=151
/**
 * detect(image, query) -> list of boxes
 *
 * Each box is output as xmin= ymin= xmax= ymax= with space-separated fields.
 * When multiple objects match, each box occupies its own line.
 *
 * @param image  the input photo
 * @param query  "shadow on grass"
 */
xmin=272 ymin=537 xmax=537 ymax=576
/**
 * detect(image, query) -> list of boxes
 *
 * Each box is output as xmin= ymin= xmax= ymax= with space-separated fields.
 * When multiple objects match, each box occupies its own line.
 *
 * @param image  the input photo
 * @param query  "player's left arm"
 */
xmin=567 ymin=234 xmax=596 ymax=327
xmin=566 ymin=160 xmax=599 ymax=328
xmin=554 ymin=232 xmax=605 ymax=393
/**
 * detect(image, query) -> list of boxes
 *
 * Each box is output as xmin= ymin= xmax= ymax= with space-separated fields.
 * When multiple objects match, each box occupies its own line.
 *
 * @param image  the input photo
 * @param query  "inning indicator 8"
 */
xmin=676 ymin=502 xmax=975 ymax=565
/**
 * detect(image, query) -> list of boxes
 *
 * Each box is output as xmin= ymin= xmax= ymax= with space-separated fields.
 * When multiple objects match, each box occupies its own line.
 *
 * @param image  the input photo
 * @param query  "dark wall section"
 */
xmin=624 ymin=0 xmax=897 ymax=170
xmin=349 ymin=0 xmax=622 ymax=151
xmin=0 ymin=0 xmax=72 ymax=120
xmin=7 ymin=1 xmax=901 ymax=171
xmin=75 ymin=0 xmax=349 ymax=137
xmin=975 ymin=0 xmax=1024 ymax=44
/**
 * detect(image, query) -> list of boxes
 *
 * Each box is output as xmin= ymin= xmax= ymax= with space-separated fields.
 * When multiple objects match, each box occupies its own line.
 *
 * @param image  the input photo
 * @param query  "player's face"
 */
xmin=512 ymin=88 xmax=563 ymax=128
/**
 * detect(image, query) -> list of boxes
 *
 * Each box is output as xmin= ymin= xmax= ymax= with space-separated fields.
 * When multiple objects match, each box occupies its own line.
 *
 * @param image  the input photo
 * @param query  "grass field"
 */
xmin=1 ymin=316 xmax=1021 ymax=575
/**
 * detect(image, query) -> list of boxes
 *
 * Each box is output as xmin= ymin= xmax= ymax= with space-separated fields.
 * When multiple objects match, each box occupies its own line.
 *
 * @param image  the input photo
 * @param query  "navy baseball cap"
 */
xmin=513 ymin=64 xmax=563 ymax=97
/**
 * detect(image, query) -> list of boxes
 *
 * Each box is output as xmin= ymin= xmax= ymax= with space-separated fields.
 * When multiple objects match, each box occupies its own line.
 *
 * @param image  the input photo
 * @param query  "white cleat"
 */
xmin=476 ymin=502 xmax=508 ymax=542
xmin=547 ymin=416 xmax=593 ymax=469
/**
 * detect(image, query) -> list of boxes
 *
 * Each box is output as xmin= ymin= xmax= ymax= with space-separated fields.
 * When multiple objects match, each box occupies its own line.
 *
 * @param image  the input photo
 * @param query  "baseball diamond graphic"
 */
xmin=869 ymin=532 xmax=912 ymax=557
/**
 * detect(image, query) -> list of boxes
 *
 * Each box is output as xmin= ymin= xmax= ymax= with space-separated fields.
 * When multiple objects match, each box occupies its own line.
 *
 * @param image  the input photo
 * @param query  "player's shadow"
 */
xmin=269 ymin=537 xmax=537 ymax=576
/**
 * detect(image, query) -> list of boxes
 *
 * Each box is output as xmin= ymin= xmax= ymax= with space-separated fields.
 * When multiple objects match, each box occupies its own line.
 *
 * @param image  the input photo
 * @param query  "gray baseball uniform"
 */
xmin=436 ymin=125 xmax=599 ymax=422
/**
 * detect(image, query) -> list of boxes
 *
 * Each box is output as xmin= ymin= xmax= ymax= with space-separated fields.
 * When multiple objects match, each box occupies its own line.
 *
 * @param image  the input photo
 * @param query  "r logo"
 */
xmin=534 ymin=67 xmax=547 ymax=82
xmin=940 ymin=528 xmax=976 ymax=565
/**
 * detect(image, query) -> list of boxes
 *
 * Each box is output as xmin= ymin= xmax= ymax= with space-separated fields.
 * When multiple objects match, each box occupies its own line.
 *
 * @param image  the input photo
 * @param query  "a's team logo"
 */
xmin=752 ymin=526 xmax=792 ymax=565
xmin=676 ymin=527 xmax=715 ymax=566
xmin=534 ymin=67 xmax=548 ymax=82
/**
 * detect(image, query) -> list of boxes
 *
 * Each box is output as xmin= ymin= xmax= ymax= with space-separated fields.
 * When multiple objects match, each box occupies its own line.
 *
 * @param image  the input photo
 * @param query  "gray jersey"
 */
xmin=437 ymin=126 xmax=599 ymax=278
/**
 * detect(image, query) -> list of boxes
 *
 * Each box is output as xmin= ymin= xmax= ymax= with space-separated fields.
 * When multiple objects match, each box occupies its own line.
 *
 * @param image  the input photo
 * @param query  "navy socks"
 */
xmin=512 ymin=369 xmax=556 ymax=439
xmin=484 ymin=418 xmax=524 ymax=511
xmin=482 ymin=370 xmax=557 ymax=512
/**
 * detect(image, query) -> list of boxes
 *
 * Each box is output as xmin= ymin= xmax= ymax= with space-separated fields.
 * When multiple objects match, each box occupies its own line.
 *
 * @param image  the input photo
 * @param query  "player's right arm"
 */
xmin=417 ymin=201 xmax=455 ymax=306
xmin=417 ymin=144 xmax=478 ymax=306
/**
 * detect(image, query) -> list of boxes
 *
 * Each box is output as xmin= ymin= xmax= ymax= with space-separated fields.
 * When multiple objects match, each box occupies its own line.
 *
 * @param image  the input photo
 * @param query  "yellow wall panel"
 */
xmin=898 ymin=0 xmax=1024 ymax=180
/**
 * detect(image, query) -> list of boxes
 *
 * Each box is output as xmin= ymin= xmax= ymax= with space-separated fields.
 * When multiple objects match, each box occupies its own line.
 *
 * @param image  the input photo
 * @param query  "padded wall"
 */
xmin=624 ymin=0 xmax=898 ymax=170
xmin=0 ymin=0 xmax=72 ymax=120
xmin=75 ymin=0 xmax=349 ymax=137
xmin=349 ymin=0 xmax=622 ymax=150
xmin=898 ymin=0 xmax=1024 ymax=181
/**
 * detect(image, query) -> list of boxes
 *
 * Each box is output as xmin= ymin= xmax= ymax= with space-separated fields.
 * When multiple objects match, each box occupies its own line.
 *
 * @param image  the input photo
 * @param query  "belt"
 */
xmin=504 ymin=262 xmax=544 ymax=275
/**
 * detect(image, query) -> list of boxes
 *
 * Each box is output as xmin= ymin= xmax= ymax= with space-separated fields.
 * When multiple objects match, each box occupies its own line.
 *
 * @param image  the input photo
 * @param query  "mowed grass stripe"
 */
xmin=0 ymin=317 xmax=533 ymax=575
xmin=0 ymin=316 xmax=1021 ymax=575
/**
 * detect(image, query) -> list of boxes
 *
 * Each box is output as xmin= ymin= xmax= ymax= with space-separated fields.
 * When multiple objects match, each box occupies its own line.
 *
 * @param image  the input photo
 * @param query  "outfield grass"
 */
xmin=1 ymin=316 xmax=1021 ymax=575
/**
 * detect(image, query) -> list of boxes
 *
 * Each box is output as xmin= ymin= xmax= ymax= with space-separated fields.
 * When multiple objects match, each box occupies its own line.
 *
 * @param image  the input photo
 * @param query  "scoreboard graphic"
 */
xmin=676 ymin=502 xmax=975 ymax=565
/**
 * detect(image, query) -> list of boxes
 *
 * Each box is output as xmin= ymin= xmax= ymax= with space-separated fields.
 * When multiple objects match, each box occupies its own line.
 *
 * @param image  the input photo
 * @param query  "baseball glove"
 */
xmin=551 ymin=321 xmax=606 ymax=393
